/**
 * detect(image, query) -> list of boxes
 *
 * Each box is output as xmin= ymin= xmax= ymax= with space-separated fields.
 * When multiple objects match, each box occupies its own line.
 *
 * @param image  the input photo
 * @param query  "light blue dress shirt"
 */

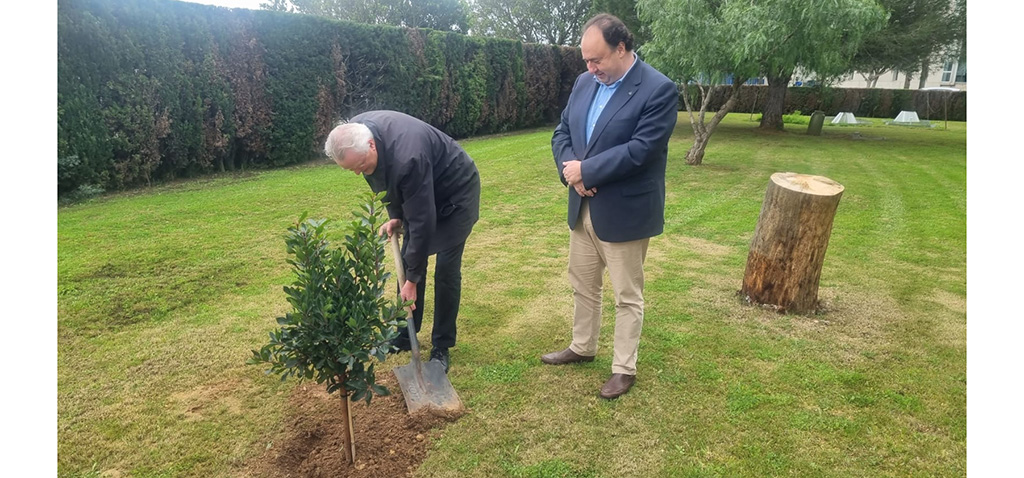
xmin=585 ymin=53 xmax=638 ymax=144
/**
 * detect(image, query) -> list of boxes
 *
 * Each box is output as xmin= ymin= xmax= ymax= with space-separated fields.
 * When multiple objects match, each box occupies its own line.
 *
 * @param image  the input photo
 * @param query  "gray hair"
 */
xmin=324 ymin=121 xmax=373 ymax=160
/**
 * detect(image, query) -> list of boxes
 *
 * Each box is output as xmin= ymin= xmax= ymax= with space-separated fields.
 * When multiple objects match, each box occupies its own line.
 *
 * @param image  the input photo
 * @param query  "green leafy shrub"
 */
xmin=58 ymin=0 xmax=585 ymax=194
xmin=248 ymin=192 xmax=405 ymax=404
xmin=782 ymin=110 xmax=810 ymax=125
xmin=751 ymin=111 xmax=810 ymax=125
xmin=58 ymin=155 xmax=83 ymax=194
xmin=731 ymin=85 xmax=964 ymax=121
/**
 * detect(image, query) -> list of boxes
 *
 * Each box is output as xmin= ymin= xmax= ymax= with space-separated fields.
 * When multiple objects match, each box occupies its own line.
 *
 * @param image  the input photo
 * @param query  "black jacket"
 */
xmin=353 ymin=110 xmax=480 ymax=283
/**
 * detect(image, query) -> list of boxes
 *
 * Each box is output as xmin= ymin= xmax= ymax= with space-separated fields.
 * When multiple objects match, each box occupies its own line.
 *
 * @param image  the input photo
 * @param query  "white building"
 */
xmin=825 ymin=58 xmax=966 ymax=91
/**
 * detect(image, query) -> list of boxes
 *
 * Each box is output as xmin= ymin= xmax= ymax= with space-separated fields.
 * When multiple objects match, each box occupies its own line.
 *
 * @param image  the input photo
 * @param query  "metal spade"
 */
xmin=389 ymin=228 xmax=463 ymax=414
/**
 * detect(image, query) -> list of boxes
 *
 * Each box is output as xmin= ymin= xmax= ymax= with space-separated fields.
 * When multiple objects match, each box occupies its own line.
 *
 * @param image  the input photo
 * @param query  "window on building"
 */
xmin=955 ymin=61 xmax=966 ymax=83
xmin=892 ymin=70 xmax=900 ymax=81
xmin=941 ymin=61 xmax=955 ymax=83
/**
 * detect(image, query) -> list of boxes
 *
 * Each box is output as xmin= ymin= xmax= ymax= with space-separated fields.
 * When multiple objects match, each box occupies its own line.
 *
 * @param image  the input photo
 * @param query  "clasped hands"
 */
xmin=562 ymin=160 xmax=597 ymax=197
xmin=379 ymin=218 xmax=417 ymax=310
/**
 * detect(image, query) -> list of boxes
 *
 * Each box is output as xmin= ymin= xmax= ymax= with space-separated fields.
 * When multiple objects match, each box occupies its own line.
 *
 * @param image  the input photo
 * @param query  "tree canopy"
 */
xmin=643 ymin=0 xmax=885 ymax=83
xmin=261 ymin=0 xmax=471 ymax=33
xmin=471 ymin=0 xmax=592 ymax=45
xmin=641 ymin=0 xmax=886 ymax=130
xmin=638 ymin=0 xmax=756 ymax=164
xmin=847 ymin=0 xmax=965 ymax=87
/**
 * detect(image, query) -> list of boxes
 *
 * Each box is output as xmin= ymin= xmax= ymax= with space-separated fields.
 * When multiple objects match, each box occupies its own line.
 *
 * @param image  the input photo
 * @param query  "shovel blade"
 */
xmin=393 ymin=361 xmax=464 ymax=414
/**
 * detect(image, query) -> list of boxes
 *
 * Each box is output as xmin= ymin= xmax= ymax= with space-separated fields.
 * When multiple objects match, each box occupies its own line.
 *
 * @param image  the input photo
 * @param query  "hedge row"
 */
xmin=684 ymin=84 xmax=966 ymax=122
xmin=57 ymin=0 xmax=584 ymax=195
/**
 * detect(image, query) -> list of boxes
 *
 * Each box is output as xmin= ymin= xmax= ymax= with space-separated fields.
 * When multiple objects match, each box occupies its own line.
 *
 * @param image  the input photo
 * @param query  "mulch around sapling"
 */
xmin=242 ymin=373 xmax=465 ymax=477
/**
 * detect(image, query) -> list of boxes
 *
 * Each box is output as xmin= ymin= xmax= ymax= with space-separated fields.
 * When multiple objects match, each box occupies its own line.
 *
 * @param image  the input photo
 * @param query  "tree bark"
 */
xmin=859 ymin=72 xmax=879 ymax=88
xmin=741 ymin=172 xmax=845 ymax=314
xmin=686 ymin=136 xmax=708 ymax=165
xmin=683 ymin=81 xmax=744 ymax=165
xmin=759 ymin=71 xmax=792 ymax=131
xmin=918 ymin=57 xmax=931 ymax=89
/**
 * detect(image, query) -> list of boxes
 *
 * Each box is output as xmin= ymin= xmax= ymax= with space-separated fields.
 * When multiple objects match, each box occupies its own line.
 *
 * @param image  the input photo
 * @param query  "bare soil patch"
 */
xmin=241 ymin=373 xmax=463 ymax=477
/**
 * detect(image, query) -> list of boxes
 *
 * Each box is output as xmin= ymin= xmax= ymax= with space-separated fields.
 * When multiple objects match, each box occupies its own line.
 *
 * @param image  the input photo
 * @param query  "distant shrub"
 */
xmin=697 ymin=85 xmax=965 ymax=122
xmin=751 ymin=111 xmax=810 ymax=125
xmin=60 ymin=184 xmax=106 ymax=205
xmin=782 ymin=111 xmax=810 ymax=125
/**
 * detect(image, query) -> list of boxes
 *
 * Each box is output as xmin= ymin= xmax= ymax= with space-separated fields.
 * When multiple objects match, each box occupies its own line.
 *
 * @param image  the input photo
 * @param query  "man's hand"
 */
xmin=573 ymin=182 xmax=597 ymax=197
xmin=381 ymin=220 xmax=415 ymax=309
xmin=562 ymin=160 xmax=583 ymax=185
xmin=379 ymin=218 xmax=402 ymax=237
xmin=563 ymin=160 xmax=596 ymax=197
xmin=401 ymin=280 xmax=417 ymax=310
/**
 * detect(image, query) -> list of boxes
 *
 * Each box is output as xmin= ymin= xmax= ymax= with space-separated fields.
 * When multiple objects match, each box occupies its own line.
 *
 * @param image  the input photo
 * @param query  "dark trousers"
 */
xmin=396 ymin=239 xmax=466 ymax=350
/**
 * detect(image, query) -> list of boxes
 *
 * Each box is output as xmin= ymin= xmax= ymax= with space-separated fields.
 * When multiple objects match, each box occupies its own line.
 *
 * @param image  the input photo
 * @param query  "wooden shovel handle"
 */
xmin=388 ymin=225 xmax=422 ymax=362
xmin=389 ymin=225 xmax=407 ymax=286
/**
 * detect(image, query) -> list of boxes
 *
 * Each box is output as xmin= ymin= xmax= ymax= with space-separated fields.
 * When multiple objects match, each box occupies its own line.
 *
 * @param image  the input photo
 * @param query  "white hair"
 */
xmin=324 ymin=121 xmax=373 ymax=160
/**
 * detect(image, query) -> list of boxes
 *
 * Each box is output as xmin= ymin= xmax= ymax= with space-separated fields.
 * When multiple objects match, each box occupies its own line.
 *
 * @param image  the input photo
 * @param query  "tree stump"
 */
xmin=741 ymin=172 xmax=844 ymax=314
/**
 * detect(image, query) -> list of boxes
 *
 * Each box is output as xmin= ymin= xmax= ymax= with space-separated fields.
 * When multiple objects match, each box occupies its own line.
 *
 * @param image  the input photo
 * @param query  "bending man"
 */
xmin=325 ymin=110 xmax=480 ymax=373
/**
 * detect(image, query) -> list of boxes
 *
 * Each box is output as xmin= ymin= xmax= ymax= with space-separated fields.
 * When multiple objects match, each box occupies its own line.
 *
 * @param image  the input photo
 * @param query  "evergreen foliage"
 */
xmin=57 ymin=0 xmax=584 ymax=195
xmin=680 ymin=84 xmax=965 ymax=122
xmin=262 ymin=0 xmax=471 ymax=33
xmin=248 ymin=192 xmax=403 ymax=404
xmin=847 ymin=0 xmax=966 ymax=87
xmin=471 ymin=0 xmax=592 ymax=45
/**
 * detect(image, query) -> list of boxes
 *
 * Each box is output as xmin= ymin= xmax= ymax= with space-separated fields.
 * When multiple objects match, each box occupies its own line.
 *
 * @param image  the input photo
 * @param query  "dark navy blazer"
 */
xmin=353 ymin=110 xmax=480 ymax=284
xmin=552 ymin=58 xmax=678 ymax=243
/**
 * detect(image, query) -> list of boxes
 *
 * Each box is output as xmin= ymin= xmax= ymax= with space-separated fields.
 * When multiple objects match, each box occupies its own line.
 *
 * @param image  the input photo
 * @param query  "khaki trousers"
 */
xmin=568 ymin=200 xmax=649 ymax=375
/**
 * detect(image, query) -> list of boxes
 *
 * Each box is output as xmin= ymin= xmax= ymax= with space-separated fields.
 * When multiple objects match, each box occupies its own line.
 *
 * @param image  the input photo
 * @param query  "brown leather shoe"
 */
xmin=540 ymin=348 xmax=595 ymax=365
xmin=599 ymin=373 xmax=636 ymax=399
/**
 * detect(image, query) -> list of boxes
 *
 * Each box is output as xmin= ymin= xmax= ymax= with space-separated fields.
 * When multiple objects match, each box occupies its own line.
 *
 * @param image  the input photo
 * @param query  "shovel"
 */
xmin=389 ymin=228 xmax=464 ymax=414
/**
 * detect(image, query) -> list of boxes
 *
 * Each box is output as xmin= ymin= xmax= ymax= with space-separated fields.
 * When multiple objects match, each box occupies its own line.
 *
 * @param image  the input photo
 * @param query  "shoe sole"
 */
xmin=540 ymin=356 xmax=595 ymax=365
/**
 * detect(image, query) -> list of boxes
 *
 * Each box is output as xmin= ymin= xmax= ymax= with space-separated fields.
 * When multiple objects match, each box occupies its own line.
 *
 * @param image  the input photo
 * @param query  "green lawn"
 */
xmin=57 ymin=113 xmax=966 ymax=477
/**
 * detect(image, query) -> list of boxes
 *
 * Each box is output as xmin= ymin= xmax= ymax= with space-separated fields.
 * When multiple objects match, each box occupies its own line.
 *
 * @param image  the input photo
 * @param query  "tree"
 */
xmin=471 ymin=0 xmax=592 ymax=45
xmin=639 ymin=0 xmax=756 ymax=164
xmin=261 ymin=0 xmax=471 ymax=33
xmin=917 ymin=0 xmax=966 ymax=88
xmin=641 ymin=0 xmax=885 ymax=148
xmin=248 ymin=192 xmax=406 ymax=463
xmin=848 ymin=0 xmax=963 ymax=88
xmin=747 ymin=0 xmax=886 ymax=130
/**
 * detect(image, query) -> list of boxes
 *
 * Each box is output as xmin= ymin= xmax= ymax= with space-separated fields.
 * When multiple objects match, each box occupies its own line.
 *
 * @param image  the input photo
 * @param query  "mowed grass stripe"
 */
xmin=58 ymin=113 xmax=965 ymax=477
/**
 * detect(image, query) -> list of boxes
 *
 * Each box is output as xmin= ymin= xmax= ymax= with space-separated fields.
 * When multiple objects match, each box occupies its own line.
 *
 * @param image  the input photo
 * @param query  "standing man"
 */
xmin=324 ymin=110 xmax=480 ymax=373
xmin=542 ymin=14 xmax=678 ymax=399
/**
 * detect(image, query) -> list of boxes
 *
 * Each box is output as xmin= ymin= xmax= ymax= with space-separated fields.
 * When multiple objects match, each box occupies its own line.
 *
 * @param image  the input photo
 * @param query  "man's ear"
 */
xmin=368 ymin=138 xmax=376 ymax=152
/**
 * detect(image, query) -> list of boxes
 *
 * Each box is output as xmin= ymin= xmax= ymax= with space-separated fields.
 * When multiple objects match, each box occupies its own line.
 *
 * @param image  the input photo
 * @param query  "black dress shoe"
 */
xmin=540 ymin=347 xmax=595 ymax=365
xmin=599 ymin=373 xmax=635 ymax=399
xmin=429 ymin=347 xmax=450 ymax=373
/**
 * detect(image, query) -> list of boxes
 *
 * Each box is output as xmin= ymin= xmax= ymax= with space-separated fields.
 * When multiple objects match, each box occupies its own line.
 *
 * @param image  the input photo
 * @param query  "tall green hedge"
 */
xmin=684 ymin=84 xmax=966 ymax=122
xmin=57 ymin=0 xmax=584 ymax=195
